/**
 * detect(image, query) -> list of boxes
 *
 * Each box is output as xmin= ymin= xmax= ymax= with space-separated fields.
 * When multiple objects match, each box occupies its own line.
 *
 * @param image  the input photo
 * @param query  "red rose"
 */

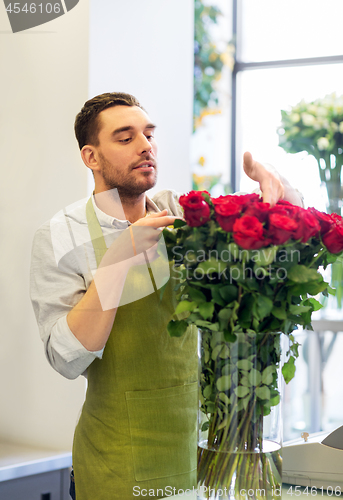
xmin=308 ymin=207 xmax=342 ymax=238
xmin=275 ymin=200 xmax=294 ymax=208
xmin=212 ymin=195 xmax=235 ymax=205
xmin=233 ymin=193 xmax=260 ymax=207
xmin=243 ymin=201 xmax=270 ymax=222
xmin=331 ymin=213 xmax=343 ymax=224
xmin=308 ymin=207 xmax=334 ymax=236
xmin=270 ymin=202 xmax=298 ymax=218
xmin=292 ymin=208 xmax=320 ymax=243
xmin=323 ymin=222 xmax=343 ymax=253
xmin=213 ymin=196 xmax=242 ymax=231
xmin=268 ymin=213 xmax=298 ymax=245
xmin=232 ymin=215 xmax=266 ymax=250
xmin=179 ymin=191 xmax=211 ymax=227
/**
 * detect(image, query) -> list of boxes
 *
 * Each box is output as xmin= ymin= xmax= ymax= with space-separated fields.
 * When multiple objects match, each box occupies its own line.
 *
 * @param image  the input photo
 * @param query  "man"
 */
xmin=30 ymin=92 xmax=303 ymax=500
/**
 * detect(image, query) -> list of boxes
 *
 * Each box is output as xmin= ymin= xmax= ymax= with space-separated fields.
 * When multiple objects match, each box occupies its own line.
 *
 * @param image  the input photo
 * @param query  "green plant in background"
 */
xmin=278 ymin=93 xmax=343 ymax=307
xmin=278 ymin=93 xmax=343 ymax=212
xmin=193 ymin=0 xmax=234 ymax=131
xmin=192 ymin=172 xmax=223 ymax=192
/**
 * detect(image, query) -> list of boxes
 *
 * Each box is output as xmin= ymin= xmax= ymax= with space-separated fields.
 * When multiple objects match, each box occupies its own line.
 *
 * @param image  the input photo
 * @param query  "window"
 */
xmin=231 ymin=0 xmax=343 ymax=440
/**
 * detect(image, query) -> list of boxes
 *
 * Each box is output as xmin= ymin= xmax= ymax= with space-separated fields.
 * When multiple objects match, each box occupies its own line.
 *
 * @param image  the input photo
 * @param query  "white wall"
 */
xmin=0 ymin=0 xmax=194 ymax=452
xmin=0 ymin=3 xmax=89 ymax=450
xmin=88 ymin=0 xmax=194 ymax=196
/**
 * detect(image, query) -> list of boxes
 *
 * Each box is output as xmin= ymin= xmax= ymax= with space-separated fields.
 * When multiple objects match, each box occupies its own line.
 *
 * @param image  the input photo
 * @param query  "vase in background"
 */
xmin=318 ymin=175 xmax=343 ymax=317
xmin=197 ymin=329 xmax=283 ymax=500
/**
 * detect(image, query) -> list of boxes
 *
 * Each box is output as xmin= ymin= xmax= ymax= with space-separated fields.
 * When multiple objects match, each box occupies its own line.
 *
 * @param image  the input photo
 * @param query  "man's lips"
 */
xmin=133 ymin=161 xmax=155 ymax=171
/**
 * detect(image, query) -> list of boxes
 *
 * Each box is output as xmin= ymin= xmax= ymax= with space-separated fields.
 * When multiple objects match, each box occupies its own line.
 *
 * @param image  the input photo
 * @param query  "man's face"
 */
xmin=93 ymin=105 xmax=158 ymax=195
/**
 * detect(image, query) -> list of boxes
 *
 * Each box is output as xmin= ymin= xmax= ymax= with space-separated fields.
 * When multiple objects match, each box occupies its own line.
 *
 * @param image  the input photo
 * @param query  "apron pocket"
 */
xmin=125 ymin=382 xmax=197 ymax=482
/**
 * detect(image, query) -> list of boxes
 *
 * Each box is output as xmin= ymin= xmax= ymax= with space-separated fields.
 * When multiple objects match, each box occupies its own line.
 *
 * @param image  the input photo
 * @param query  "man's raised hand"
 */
xmin=243 ymin=151 xmax=285 ymax=207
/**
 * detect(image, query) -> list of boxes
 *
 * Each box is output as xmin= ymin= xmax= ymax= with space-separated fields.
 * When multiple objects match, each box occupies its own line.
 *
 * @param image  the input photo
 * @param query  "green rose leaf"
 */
xmin=219 ymin=285 xmax=238 ymax=303
xmin=242 ymin=394 xmax=250 ymax=410
xmin=167 ymin=319 xmax=188 ymax=338
xmin=218 ymin=308 xmax=233 ymax=320
xmin=199 ymin=301 xmax=215 ymax=320
xmin=201 ymin=421 xmax=209 ymax=432
xmin=173 ymin=219 xmax=187 ymax=228
xmin=270 ymin=394 xmax=280 ymax=407
xmin=307 ymin=297 xmax=323 ymax=311
xmin=211 ymin=344 xmax=222 ymax=360
xmin=272 ymin=307 xmax=287 ymax=320
xmin=237 ymin=359 xmax=253 ymax=371
xmin=218 ymin=392 xmax=231 ymax=406
xmin=240 ymin=375 xmax=250 ymax=387
xmin=219 ymin=345 xmax=230 ymax=359
xmin=206 ymin=402 xmax=215 ymax=414
xmin=289 ymin=304 xmax=312 ymax=315
xmin=197 ymin=258 xmax=227 ymax=275
xmin=255 ymin=385 xmax=271 ymax=400
xmin=203 ymin=385 xmax=212 ymax=399
xmin=282 ymin=356 xmax=296 ymax=384
xmin=211 ymin=287 xmax=226 ymax=306
xmin=251 ymin=246 xmax=278 ymax=266
xmin=188 ymin=287 xmax=207 ymax=304
xmin=175 ymin=300 xmax=197 ymax=315
xmin=291 ymin=281 xmax=327 ymax=296
xmin=288 ymin=265 xmax=321 ymax=283
xmin=216 ymin=375 xmax=231 ymax=392
xmin=224 ymin=330 xmax=237 ymax=342
xmin=248 ymin=368 xmax=262 ymax=387
xmin=255 ymin=295 xmax=274 ymax=320
xmin=234 ymin=386 xmax=250 ymax=398
xmin=262 ymin=366 xmax=276 ymax=385
xmin=207 ymin=323 xmax=220 ymax=331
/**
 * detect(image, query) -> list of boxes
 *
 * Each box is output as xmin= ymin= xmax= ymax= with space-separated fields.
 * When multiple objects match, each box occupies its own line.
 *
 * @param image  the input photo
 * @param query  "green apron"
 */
xmin=72 ymin=199 xmax=198 ymax=499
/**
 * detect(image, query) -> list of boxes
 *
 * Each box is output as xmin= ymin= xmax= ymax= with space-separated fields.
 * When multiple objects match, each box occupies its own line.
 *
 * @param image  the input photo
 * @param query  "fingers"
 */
xmin=242 ymin=151 xmax=285 ymax=207
xmin=243 ymin=151 xmax=256 ymax=179
xmin=260 ymin=181 xmax=284 ymax=206
xmin=129 ymin=225 xmax=161 ymax=255
xmin=243 ymin=151 xmax=266 ymax=182
xmin=101 ymin=226 xmax=160 ymax=268
xmin=133 ymin=209 xmax=180 ymax=229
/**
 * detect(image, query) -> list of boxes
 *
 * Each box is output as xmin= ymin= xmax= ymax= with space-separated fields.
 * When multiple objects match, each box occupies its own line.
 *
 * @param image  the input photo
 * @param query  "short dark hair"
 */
xmin=74 ymin=92 xmax=145 ymax=150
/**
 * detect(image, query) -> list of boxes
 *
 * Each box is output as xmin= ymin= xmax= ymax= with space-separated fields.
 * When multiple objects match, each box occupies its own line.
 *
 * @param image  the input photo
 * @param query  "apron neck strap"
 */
xmin=86 ymin=197 xmax=108 ymax=268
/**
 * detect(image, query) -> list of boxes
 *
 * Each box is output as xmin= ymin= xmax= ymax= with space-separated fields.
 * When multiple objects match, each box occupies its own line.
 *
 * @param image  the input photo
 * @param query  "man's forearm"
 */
xmin=67 ymin=261 xmax=130 ymax=352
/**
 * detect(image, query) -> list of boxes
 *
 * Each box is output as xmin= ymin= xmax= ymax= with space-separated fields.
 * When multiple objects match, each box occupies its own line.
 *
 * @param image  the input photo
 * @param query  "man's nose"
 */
xmin=138 ymin=134 xmax=152 ymax=154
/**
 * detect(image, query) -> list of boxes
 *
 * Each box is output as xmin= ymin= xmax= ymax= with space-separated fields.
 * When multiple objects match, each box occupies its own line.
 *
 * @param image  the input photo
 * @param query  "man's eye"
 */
xmin=146 ymin=135 xmax=154 ymax=140
xmin=119 ymin=138 xmax=131 ymax=143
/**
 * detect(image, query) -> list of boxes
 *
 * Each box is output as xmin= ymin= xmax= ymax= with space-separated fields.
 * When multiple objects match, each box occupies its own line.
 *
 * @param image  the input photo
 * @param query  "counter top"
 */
xmin=0 ymin=441 xmax=71 ymax=482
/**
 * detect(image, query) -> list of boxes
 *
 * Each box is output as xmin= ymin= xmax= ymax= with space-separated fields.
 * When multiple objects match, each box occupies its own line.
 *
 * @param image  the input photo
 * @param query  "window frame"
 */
xmin=230 ymin=0 xmax=343 ymax=191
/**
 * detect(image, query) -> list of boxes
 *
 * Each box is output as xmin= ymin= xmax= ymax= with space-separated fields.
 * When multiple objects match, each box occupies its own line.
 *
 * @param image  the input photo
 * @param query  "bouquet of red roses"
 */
xmin=179 ymin=191 xmax=343 ymax=253
xmin=162 ymin=191 xmax=343 ymax=499
xmin=164 ymin=191 xmax=343 ymax=349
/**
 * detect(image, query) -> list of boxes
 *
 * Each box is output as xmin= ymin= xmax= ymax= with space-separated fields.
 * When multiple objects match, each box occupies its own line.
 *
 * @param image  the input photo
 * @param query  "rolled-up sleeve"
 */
xmin=30 ymin=222 xmax=104 ymax=379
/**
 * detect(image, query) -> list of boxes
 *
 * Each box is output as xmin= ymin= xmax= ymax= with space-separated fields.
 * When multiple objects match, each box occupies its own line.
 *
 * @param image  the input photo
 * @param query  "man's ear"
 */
xmin=81 ymin=145 xmax=100 ymax=174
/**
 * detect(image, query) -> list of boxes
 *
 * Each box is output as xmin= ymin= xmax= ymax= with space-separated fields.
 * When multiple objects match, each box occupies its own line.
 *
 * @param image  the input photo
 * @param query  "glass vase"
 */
xmin=197 ymin=329 xmax=283 ymax=500
xmin=318 ymin=181 xmax=343 ymax=315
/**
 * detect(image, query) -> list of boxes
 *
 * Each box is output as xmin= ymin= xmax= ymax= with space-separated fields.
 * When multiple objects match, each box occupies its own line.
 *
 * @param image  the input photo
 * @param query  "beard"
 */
xmin=98 ymin=152 xmax=158 ymax=198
